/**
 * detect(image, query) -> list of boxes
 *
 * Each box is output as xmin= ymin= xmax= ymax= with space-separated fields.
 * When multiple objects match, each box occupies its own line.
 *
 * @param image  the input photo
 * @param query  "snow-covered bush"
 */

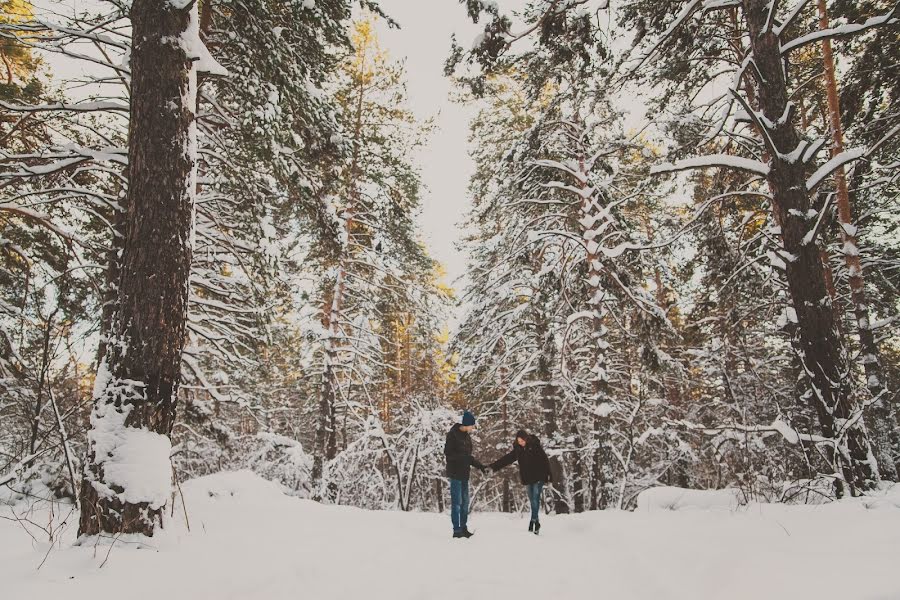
xmin=244 ymin=433 xmax=313 ymax=497
xmin=321 ymin=402 xmax=455 ymax=511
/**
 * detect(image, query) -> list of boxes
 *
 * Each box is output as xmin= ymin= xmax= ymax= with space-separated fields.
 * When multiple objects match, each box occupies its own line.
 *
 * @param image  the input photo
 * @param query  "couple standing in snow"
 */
xmin=444 ymin=410 xmax=552 ymax=539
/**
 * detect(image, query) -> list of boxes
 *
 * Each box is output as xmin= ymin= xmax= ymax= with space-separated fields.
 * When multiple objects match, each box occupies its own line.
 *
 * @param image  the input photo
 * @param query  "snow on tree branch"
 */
xmin=650 ymin=155 xmax=770 ymax=177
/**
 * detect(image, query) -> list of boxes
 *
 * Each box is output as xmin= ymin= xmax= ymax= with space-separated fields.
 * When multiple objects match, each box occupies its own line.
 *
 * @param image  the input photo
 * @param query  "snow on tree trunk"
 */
xmin=78 ymin=0 xmax=216 ymax=537
xmin=577 ymin=154 xmax=614 ymax=511
xmin=742 ymin=0 xmax=877 ymax=495
xmin=816 ymin=0 xmax=897 ymax=482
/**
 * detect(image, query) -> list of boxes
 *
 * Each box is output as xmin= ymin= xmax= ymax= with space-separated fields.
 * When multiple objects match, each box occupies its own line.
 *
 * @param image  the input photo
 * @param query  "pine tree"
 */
xmin=78 ymin=0 xmax=223 ymax=536
xmin=307 ymin=16 xmax=442 ymax=498
xmin=621 ymin=0 xmax=899 ymax=495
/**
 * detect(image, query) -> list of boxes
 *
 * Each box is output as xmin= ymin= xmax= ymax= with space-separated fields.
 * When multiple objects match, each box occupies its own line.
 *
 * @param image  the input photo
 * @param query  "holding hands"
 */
xmin=478 ymin=462 xmax=496 ymax=475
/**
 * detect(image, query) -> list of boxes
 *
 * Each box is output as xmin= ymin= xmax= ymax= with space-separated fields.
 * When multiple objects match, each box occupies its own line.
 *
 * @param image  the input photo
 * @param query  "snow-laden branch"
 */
xmin=773 ymin=0 xmax=814 ymax=36
xmin=0 ymin=100 xmax=129 ymax=113
xmin=669 ymin=417 xmax=831 ymax=445
xmin=0 ymin=204 xmax=80 ymax=245
xmin=651 ymin=154 xmax=770 ymax=176
xmin=0 ymin=448 xmax=52 ymax=487
xmin=1 ymin=146 xmax=127 ymax=180
xmin=181 ymin=353 xmax=232 ymax=405
xmin=781 ymin=5 xmax=900 ymax=55
xmin=702 ymin=0 xmax=741 ymax=11
xmin=806 ymin=148 xmax=866 ymax=191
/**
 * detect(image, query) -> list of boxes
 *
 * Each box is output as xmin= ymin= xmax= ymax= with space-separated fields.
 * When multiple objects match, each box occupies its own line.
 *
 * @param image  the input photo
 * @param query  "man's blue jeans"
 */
xmin=527 ymin=482 xmax=544 ymax=523
xmin=449 ymin=478 xmax=470 ymax=533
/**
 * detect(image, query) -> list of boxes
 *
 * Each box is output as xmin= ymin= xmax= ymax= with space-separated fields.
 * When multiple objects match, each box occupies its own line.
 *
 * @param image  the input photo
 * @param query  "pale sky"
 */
xmin=373 ymin=0 xmax=485 ymax=292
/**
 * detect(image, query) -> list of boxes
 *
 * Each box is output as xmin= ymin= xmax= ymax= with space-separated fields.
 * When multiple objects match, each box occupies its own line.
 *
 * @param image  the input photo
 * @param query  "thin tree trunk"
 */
xmin=48 ymin=384 xmax=79 ymax=508
xmin=79 ymin=0 xmax=199 ymax=536
xmin=499 ymin=353 xmax=512 ymax=513
xmin=536 ymin=302 xmax=568 ymax=514
xmin=29 ymin=309 xmax=56 ymax=455
xmin=311 ymin=275 xmax=343 ymax=490
xmin=571 ymin=422 xmax=584 ymax=513
xmin=741 ymin=0 xmax=876 ymax=494
xmin=816 ymin=0 xmax=897 ymax=481
xmin=96 ymin=185 xmax=127 ymax=367
xmin=576 ymin=150 xmax=612 ymax=511
xmin=312 ymin=52 xmax=369 ymax=489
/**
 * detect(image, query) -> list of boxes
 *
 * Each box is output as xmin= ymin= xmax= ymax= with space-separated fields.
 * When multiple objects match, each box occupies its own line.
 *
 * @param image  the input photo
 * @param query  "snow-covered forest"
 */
xmin=1 ymin=0 xmax=899 ymax=597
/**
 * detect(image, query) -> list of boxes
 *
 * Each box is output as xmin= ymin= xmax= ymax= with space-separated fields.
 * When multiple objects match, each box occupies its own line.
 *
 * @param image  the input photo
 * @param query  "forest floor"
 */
xmin=2 ymin=471 xmax=900 ymax=600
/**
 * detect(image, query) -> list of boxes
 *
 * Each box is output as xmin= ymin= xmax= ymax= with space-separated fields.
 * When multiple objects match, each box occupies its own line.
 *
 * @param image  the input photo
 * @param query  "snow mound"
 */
xmin=636 ymin=486 xmax=745 ymax=512
xmin=102 ymin=428 xmax=172 ymax=509
xmin=859 ymin=483 xmax=900 ymax=511
xmin=180 ymin=469 xmax=291 ymax=503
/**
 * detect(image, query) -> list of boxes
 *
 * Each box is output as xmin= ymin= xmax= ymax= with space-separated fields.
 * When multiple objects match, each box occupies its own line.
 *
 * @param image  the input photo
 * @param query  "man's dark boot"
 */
xmin=453 ymin=530 xmax=464 ymax=539
xmin=462 ymin=529 xmax=475 ymax=538
xmin=528 ymin=520 xmax=535 ymax=532
xmin=533 ymin=521 xmax=541 ymax=535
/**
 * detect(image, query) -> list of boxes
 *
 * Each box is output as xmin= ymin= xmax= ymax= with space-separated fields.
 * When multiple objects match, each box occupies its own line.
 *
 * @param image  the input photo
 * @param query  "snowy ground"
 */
xmin=3 ymin=471 xmax=900 ymax=600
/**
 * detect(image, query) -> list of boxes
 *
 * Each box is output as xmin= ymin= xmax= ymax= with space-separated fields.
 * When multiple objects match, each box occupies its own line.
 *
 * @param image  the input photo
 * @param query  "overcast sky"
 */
xmin=373 ymin=0 xmax=486 ymax=293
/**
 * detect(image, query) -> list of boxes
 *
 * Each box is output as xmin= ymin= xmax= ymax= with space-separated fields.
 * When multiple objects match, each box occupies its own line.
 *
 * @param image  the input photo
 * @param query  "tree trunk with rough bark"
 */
xmin=499 ymin=354 xmax=512 ymax=513
xmin=816 ymin=0 xmax=897 ymax=481
xmin=311 ymin=272 xmax=343 ymax=491
xmin=535 ymin=299 xmax=569 ymax=514
xmin=741 ymin=0 xmax=876 ymax=494
xmin=79 ymin=0 xmax=199 ymax=537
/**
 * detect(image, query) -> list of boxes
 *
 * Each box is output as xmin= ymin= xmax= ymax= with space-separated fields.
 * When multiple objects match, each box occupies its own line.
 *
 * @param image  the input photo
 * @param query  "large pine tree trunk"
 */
xmin=742 ymin=0 xmax=877 ymax=494
xmin=79 ymin=0 xmax=199 ymax=536
xmin=816 ymin=0 xmax=897 ymax=482
xmin=580 ymin=169 xmax=613 ymax=511
xmin=312 ymin=65 xmax=367 ymax=491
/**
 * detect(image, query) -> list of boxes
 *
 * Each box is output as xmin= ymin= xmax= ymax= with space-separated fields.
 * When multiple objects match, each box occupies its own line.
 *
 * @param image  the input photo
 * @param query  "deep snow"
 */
xmin=3 ymin=471 xmax=900 ymax=600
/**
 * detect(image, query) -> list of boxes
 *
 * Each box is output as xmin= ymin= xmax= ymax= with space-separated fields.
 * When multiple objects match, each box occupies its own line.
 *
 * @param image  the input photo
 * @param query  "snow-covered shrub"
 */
xmin=0 ymin=457 xmax=78 ymax=506
xmin=244 ymin=432 xmax=313 ymax=497
xmin=321 ymin=402 xmax=455 ymax=511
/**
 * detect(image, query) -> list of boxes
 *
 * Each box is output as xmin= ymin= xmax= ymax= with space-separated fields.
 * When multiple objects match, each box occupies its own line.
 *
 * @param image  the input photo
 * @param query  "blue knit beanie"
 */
xmin=461 ymin=410 xmax=476 ymax=426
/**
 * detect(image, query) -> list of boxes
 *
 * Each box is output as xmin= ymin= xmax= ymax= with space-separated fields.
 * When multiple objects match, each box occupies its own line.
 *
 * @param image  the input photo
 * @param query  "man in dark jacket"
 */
xmin=489 ymin=429 xmax=552 ymax=534
xmin=444 ymin=410 xmax=488 ymax=539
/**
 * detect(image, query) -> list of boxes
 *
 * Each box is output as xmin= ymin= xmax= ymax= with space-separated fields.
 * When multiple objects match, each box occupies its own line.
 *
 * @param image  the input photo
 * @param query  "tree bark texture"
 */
xmin=742 ymin=0 xmax=876 ymax=494
xmin=79 ymin=0 xmax=198 ymax=536
xmin=816 ymin=0 xmax=897 ymax=481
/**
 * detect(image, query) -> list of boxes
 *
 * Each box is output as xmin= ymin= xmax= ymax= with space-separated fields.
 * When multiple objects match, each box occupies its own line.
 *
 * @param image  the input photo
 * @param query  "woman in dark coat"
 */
xmin=489 ymin=429 xmax=552 ymax=534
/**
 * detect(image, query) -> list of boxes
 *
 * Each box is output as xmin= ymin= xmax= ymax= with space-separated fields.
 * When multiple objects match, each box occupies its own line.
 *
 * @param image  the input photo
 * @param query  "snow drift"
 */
xmin=2 ymin=471 xmax=900 ymax=600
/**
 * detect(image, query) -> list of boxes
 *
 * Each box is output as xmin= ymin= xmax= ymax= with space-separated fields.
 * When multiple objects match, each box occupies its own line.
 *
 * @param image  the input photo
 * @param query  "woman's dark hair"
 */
xmin=515 ymin=429 xmax=529 ymax=441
